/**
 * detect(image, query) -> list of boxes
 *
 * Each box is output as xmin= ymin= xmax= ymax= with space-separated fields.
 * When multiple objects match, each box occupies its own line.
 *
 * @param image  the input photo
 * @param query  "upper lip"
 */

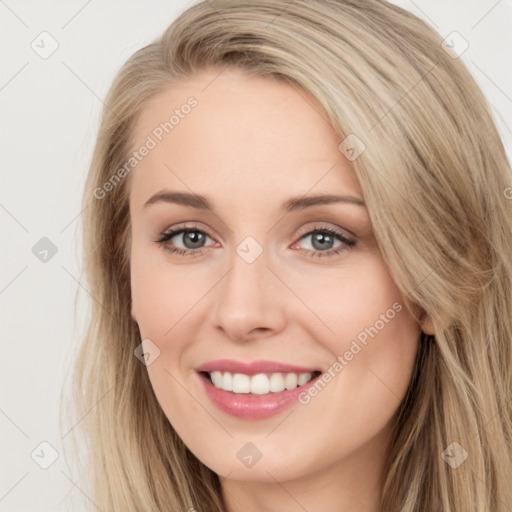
xmin=195 ymin=359 xmax=321 ymax=375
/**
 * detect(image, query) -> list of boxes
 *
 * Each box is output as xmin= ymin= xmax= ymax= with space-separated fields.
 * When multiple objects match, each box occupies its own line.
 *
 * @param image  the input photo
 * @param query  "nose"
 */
xmin=211 ymin=246 xmax=288 ymax=342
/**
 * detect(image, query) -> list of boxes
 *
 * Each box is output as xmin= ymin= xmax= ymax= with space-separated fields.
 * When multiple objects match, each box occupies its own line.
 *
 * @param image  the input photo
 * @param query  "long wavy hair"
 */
xmin=63 ymin=0 xmax=512 ymax=510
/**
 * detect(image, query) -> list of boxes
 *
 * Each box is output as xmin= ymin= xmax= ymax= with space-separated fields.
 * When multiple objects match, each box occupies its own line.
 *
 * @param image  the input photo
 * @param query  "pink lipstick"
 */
xmin=195 ymin=359 xmax=322 ymax=419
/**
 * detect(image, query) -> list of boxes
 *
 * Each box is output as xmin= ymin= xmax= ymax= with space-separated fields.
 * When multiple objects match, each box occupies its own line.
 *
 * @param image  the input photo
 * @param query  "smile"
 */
xmin=195 ymin=359 xmax=323 ymax=419
xmin=206 ymin=370 xmax=319 ymax=394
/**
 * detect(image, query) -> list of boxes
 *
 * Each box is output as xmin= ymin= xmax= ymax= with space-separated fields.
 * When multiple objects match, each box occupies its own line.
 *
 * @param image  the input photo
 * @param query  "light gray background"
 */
xmin=1 ymin=0 xmax=511 ymax=510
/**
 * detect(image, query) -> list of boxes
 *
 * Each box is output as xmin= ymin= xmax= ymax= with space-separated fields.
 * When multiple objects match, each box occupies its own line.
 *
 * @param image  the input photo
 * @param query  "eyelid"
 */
xmin=294 ymin=222 xmax=355 ymax=242
xmin=159 ymin=221 xmax=212 ymax=237
xmin=156 ymin=222 xmax=216 ymax=243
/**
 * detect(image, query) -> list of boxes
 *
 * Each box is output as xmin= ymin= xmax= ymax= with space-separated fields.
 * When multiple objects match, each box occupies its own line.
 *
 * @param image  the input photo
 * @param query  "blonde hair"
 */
xmin=65 ymin=0 xmax=512 ymax=510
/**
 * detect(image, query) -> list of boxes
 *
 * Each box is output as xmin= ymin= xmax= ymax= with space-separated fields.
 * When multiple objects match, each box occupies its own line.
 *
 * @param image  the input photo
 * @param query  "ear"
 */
xmin=414 ymin=303 xmax=435 ymax=335
xmin=420 ymin=314 xmax=435 ymax=335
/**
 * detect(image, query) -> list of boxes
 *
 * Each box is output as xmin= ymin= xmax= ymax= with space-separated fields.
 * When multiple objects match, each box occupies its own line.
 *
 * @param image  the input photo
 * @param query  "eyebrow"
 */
xmin=143 ymin=190 xmax=366 ymax=213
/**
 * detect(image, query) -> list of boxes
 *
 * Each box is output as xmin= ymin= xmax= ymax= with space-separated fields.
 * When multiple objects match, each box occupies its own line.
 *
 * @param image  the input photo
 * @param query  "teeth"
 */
xmin=211 ymin=371 xmax=223 ymax=388
xmin=297 ymin=373 xmax=311 ymax=386
xmin=223 ymin=372 xmax=233 ymax=391
xmin=208 ymin=371 xmax=315 ymax=394
xmin=232 ymin=373 xmax=251 ymax=393
xmin=284 ymin=373 xmax=298 ymax=390
xmin=251 ymin=374 xmax=269 ymax=394
xmin=269 ymin=373 xmax=285 ymax=392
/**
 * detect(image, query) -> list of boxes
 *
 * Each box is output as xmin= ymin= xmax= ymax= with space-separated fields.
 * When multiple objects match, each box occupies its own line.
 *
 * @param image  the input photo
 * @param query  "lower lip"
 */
xmin=197 ymin=372 xmax=321 ymax=419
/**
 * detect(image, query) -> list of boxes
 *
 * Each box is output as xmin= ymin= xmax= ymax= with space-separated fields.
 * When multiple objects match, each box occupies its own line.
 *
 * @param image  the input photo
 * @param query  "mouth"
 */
xmin=197 ymin=369 xmax=323 ymax=419
xmin=199 ymin=370 xmax=322 ymax=395
xmin=194 ymin=359 xmax=324 ymax=419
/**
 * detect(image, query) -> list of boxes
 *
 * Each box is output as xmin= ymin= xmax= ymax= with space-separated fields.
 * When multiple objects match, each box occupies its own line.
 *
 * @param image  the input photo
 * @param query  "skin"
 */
xmin=128 ymin=67 xmax=430 ymax=512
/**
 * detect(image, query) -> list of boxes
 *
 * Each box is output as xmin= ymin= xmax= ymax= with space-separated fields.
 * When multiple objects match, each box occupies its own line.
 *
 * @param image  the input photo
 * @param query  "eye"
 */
xmin=154 ymin=223 xmax=356 ymax=259
xmin=154 ymin=224 xmax=216 ymax=256
xmin=291 ymin=225 xmax=356 ymax=258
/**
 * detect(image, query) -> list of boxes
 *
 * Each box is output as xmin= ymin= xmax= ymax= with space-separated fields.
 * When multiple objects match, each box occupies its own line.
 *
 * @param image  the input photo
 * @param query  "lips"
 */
xmin=195 ymin=359 xmax=323 ymax=419
xmin=195 ymin=359 xmax=321 ymax=375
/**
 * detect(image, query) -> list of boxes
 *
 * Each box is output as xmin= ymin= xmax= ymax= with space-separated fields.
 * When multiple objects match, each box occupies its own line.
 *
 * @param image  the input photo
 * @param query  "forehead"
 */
xmin=128 ymin=68 xmax=363 ymax=209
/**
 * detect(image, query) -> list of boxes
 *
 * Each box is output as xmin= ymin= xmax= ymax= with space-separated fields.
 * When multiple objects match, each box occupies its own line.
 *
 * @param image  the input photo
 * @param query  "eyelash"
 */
xmin=154 ymin=224 xmax=356 ymax=259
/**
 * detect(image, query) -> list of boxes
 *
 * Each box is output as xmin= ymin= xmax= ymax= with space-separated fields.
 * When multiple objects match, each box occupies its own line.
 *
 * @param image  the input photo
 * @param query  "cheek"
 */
xmin=287 ymin=254 xmax=417 ymax=347
xmin=130 ymin=248 xmax=209 ymax=339
xmin=293 ymin=256 xmax=421 ymax=420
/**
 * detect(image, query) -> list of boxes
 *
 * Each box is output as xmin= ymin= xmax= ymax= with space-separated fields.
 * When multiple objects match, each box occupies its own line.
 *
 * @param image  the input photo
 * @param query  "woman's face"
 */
xmin=129 ymin=68 xmax=421 ymax=485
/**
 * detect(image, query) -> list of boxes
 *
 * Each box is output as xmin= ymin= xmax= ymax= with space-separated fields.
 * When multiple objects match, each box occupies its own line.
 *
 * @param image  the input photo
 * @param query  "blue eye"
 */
xmin=155 ymin=224 xmax=356 ymax=258
xmin=295 ymin=227 xmax=355 ymax=258
xmin=155 ymin=227 xmax=214 ymax=256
